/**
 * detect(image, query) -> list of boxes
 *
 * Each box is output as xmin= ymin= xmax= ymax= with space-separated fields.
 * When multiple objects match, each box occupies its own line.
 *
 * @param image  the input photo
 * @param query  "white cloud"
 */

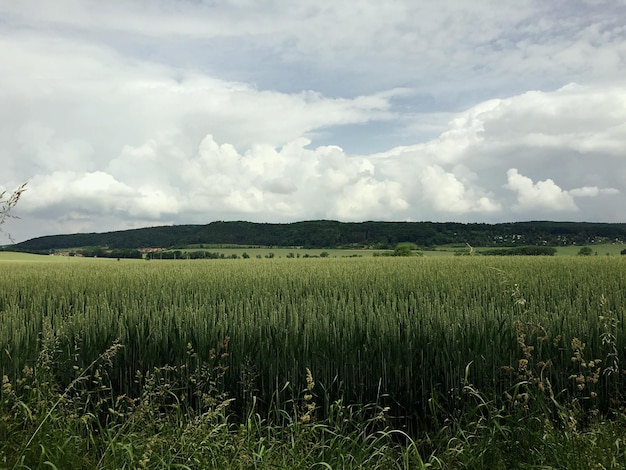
xmin=569 ymin=186 xmax=620 ymax=197
xmin=6 ymin=78 xmax=623 ymax=242
xmin=420 ymin=165 xmax=500 ymax=213
xmin=3 ymin=0 xmax=625 ymax=99
xmin=24 ymin=171 xmax=134 ymax=212
xmin=1 ymin=1 xmax=626 ymax=242
xmin=505 ymin=169 xmax=578 ymax=212
xmin=505 ymin=169 xmax=620 ymax=214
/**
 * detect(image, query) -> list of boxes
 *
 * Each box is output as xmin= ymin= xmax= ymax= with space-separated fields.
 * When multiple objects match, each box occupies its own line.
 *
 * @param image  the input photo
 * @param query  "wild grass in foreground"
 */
xmin=2 ymin=325 xmax=625 ymax=469
xmin=1 ymin=332 xmax=423 ymax=469
xmin=1 ymin=257 xmax=626 ymax=468
xmin=3 ymin=257 xmax=625 ymax=424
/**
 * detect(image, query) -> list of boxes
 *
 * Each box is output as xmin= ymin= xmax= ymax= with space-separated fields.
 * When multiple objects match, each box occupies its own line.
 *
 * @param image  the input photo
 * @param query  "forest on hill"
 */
xmin=9 ymin=220 xmax=626 ymax=252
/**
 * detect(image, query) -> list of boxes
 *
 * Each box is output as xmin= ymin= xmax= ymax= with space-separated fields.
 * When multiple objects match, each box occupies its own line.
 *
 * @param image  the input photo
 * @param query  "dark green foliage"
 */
xmin=10 ymin=220 xmax=626 ymax=251
xmin=481 ymin=246 xmax=557 ymax=256
xmin=393 ymin=243 xmax=414 ymax=256
xmin=79 ymin=248 xmax=143 ymax=259
xmin=145 ymin=250 xmax=232 ymax=260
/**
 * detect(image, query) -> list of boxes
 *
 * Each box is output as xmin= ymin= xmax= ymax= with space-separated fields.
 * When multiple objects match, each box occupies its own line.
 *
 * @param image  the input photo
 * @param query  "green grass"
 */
xmin=0 ymin=251 xmax=86 ymax=262
xmin=434 ymin=242 xmax=626 ymax=256
xmin=1 ymin=256 xmax=625 ymax=467
xmin=176 ymin=246 xmax=454 ymax=258
xmin=554 ymin=243 xmax=626 ymax=256
xmin=0 ymin=251 xmax=51 ymax=261
xmin=2 ymin=317 xmax=625 ymax=469
xmin=3 ymin=256 xmax=625 ymax=412
xmin=0 ymin=251 xmax=142 ymax=263
xmin=7 ymin=241 xmax=624 ymax=261
xmin=176 ymin=246 xmax=381 ymax=258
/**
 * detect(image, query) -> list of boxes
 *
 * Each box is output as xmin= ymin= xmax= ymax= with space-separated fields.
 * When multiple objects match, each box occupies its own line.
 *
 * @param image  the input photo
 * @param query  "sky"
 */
xmin=1 ymin=0 xmax=625 ymax=243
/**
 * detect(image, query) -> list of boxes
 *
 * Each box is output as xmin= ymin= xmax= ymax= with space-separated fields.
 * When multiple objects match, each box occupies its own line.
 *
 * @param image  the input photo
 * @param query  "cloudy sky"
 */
xmin=2 ymin=0 xmax=625 ymax=243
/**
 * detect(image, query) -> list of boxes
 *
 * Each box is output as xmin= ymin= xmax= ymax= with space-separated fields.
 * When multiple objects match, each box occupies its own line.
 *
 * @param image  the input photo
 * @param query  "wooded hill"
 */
xmin=9 ymin=220 xmax=626 ymax=252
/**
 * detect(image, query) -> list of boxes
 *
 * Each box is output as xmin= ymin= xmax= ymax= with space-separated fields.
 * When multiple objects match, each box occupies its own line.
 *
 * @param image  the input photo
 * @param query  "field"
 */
xmin=0 ymin=251 xmax=119 ymax=262
xmin=1 ymin=255 xmax=626 ymax=468
xmin=0 ymin=251 xmax=84 ymax=262
xmin=153 ymin=241 xmax=626 ymax=258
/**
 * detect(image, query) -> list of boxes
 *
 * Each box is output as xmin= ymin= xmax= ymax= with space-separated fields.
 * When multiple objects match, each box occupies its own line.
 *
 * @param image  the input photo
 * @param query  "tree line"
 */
xmin=9 ymin=220 xmax=626 ymax=252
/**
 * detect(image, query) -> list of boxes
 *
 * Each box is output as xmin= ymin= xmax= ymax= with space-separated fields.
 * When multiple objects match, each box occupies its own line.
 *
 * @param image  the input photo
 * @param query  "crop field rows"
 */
xmin=2 ymin=257 xmax=625 ymax=427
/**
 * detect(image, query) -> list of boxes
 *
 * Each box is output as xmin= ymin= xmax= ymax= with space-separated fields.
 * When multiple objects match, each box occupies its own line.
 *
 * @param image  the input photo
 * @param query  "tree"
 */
xmin=577 ymin=246 xmax=593 ymax=256
xmin=393 ymin=244 xmax=413 ymax=256
xmin=0 ymin=183 xmax=27 ymax=242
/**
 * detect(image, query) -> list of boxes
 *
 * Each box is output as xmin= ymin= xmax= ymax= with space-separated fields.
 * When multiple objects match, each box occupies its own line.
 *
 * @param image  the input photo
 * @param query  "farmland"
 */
xmin=1 ymin=255 xmax=626 ymax=468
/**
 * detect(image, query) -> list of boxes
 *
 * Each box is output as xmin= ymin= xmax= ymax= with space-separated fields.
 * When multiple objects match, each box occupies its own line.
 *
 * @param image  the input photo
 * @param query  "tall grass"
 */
xmin=1 ymin=257 xmax=625 ymax=430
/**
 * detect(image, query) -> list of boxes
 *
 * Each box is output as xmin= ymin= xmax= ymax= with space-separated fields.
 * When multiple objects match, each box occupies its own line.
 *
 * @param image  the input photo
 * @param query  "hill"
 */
xmin=8 ymin=220 xmax=626 ymax=253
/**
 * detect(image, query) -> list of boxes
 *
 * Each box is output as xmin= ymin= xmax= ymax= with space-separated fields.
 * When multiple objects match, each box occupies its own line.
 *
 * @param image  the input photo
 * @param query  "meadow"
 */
xmin=1 ymin=255 xmax=625 ymax=468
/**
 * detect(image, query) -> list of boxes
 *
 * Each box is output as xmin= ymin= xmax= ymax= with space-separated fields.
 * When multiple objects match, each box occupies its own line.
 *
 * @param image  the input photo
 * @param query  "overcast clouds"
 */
xmin=1 ymin=0 xmax=625 ymax=243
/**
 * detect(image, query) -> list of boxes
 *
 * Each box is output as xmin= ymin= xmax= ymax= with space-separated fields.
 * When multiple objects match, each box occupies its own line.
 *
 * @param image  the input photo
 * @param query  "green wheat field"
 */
xmin=1 ymin=255 xmax=625 ymax=468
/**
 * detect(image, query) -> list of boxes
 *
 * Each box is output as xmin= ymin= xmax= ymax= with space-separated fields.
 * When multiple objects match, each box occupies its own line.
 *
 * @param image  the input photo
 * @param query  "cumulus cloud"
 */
xmin=5 ymin=79 xmax=624 ymax=242
xmin=6 ymin=80 xmax=625 ymax=241
xmin=1 ymin=1 xmax=625 ymax=242
xmin=505 ymin=169 xmax=578 ymax=212
xmin=420 ymin=165 xmax=500 ymax=213
xmin=505 ymin=168 xmax=621 ymax=214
